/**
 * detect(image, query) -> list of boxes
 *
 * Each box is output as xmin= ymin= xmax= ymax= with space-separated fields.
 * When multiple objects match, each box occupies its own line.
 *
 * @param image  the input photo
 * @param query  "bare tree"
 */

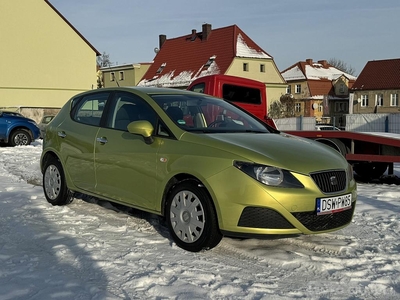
xmin=269 ymin=101 xmax=283 ymax=119
xmin=328 ymin=58 xmax=356 ymax=75
xmin=280 ymin=94 xmax=296 ymax=117
xmin=97 ymin=51 xmax=112 ymax=68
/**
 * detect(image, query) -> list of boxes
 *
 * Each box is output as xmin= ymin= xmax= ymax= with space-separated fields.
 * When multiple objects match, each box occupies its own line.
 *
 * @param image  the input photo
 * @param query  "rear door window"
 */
xmin=71 ymin=92 xmax=110 ymax=126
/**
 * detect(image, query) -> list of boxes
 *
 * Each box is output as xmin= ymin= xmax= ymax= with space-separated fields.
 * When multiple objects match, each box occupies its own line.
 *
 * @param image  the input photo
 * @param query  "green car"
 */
xmin=41 ymin=87 xmax=357 ymax=252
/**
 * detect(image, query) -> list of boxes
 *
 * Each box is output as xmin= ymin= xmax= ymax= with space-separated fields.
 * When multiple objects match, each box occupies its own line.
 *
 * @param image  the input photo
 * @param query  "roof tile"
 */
xmin=351 ymin=58 xmax=400 ymax=90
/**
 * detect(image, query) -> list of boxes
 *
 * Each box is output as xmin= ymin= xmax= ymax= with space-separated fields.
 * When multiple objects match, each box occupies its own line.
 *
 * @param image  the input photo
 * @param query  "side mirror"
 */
xmin=127 ymin=120 xmax=154 ymax=144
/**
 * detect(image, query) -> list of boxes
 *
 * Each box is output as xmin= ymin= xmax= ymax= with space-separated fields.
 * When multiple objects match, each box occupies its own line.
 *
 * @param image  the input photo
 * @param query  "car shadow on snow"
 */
xmin=0 ymin=186 xmax=113 ymax=299
xmin=73 ymin=192 xmax=173 ymax=243
xmin=73 ymin=192 xmax=302 ymax=250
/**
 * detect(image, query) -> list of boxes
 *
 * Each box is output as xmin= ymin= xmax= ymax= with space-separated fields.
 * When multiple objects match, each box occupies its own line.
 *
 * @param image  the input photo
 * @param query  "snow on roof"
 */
xmin=236 ymin=34 xmax=271 ymax=59
xmin=281 ymin=66 xmax=306 ymax=81
xmin=282 ymin=63 xmax=356 ymax=81
xmin=305 ymin=65 xmax=356 ymax=80
xmin=138 ymin=61 xmax=220 ymax=87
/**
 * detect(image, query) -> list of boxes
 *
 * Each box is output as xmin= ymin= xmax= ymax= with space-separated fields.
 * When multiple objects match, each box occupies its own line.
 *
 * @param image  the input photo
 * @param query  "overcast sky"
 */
xmin=49 ymin=0 xmax=399 ymax=76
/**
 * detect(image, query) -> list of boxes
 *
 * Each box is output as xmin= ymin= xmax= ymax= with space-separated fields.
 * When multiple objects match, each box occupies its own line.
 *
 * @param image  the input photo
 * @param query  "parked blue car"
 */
xmin=0 ymin=111 xmax=40 ymax=146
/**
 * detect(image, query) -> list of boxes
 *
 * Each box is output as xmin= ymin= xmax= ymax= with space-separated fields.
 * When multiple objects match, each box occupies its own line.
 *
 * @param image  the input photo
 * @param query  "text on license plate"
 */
xmin=316 ymin=194 xmax=352 ymax=215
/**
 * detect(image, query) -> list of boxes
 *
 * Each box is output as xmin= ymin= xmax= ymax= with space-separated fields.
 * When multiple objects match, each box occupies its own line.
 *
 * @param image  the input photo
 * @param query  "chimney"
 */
xmin=190 ymin=29 xmax=197 ymax=41
xmin=306 ymin=58 xmax=313 ymax=65
xmin=159 ymin=34 xmax=166 ymax=49
xmin=202 ymin=23 xmax=212 ymax=41
xmin=318 ymin=60 xmax=328 ymax=67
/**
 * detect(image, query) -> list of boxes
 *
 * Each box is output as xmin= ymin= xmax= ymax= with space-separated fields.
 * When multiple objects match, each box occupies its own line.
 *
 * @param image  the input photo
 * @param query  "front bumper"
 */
xmin=205 ymin=166 xmax=357 ymax=236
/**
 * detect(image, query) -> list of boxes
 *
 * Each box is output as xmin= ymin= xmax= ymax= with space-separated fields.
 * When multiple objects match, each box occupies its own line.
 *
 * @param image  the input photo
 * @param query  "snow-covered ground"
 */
xmin=0 ymin=141 xmax=399 ymax=300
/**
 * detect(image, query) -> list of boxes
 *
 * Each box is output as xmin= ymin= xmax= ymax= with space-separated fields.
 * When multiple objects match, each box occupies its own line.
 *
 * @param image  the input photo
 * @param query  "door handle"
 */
xmin=96 ymin=137 xmax=108 ymax=144
xmin=57 ymin=131 xmax=66 ymax=138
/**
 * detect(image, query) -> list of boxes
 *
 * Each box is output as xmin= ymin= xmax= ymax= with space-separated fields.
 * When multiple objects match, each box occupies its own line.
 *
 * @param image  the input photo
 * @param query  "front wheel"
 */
xmin=9 ymin=129 xmax=31 ymax=146
xmin=43 ymin=156 xmax=73 ymax=206
xmin=166 ymin=181 xmax=222 ymax=252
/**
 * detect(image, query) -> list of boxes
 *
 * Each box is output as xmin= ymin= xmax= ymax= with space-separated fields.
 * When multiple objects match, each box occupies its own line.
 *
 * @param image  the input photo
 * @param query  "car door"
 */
xmin=59 ymin=92 xmax=110 ymax=192
xmin=94 ymin=92 xmax=160 ymax=211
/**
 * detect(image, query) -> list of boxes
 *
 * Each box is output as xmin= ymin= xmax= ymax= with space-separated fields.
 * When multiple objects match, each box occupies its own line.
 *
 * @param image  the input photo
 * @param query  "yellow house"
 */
xmin=0 ymin=0 xmax=100 ymax=121
xmin=100 ymin=63 xmax=152 ymax=88
xmin=138 ymin=24 xmax=286 ymax=109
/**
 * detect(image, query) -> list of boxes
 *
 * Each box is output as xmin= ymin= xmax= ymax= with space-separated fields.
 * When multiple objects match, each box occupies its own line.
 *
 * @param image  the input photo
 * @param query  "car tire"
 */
xmin=9 ymin=129 xmax=31 ymax=146
xmin=43 ymin=157 xmax=73 ymax=206
xmin=353 ymin=162 xmax=388 ymax=180
xmin=166 ymin=180 xmax=222 ymax=252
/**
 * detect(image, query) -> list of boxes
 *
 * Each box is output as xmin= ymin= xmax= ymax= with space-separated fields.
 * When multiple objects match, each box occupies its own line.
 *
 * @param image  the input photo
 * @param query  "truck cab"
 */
xmin=188 ymin=75 xmax=276 ymax=129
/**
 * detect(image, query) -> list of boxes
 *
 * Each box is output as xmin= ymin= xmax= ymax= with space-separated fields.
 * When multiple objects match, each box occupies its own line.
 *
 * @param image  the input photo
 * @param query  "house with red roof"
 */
xmin=281 ymin=59 xmax=356 ymax=125
xmin=350 ymin=58 xmax=400 ymax=114
xmin=139 ymin=23 xmax=286 ymax=107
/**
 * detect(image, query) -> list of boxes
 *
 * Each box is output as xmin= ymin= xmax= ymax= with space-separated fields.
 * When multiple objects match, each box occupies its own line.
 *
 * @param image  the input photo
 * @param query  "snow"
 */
xmin=138 ymin=62 xmax=221 ymax=88
xmin=1 ymin=141 xmax=399 ymax=299
xmin=280 ymin=66 xmax=306 ymax=81
xmin=281 ymin=64 xmax=357 ymax=82
xmin=236 ymin=34 xmax=271 ymax=59
xmin=304 ymin=65 xmax=357 ymax=81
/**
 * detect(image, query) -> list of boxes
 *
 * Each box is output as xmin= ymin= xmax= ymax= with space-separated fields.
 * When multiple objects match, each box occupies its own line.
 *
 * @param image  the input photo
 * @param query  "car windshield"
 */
xmin=151 ymin=93 xmax=271 ymax=133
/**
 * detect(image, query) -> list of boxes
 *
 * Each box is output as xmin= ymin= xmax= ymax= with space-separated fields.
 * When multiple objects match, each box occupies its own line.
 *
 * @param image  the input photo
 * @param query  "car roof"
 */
xmin=95 ymin=86 xmax=196 ymax=95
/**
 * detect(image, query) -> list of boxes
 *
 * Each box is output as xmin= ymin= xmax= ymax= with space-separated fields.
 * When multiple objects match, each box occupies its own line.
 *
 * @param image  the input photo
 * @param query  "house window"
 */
xmin=390 ymin=93 xmax=399 ymax=106
xmin=376 ymin=94 xmax=383 ymax=106
xmin=260 ymin=64 xmax=265 ymax=73
xmin=295 ymin=102 xmax=301 ymax=112
xmin=295 ymin=84 xmax=301 ymax=94
xmin=318 ymin=104 xmax=323 ymax=112
xmin=110 ymin=72 xmax=115 ymax=82
xmin=361 ymin=95 xmax=368 ymax=107
xmin=243 ymin=63 xmax=249 ymax=72
xmin=339 ymin=83 xmax=345 ymax=93
xmin=286 ymin=85 xmax=291 ymax=94
xmin=119 ymin=71 xmax=124 ymax=81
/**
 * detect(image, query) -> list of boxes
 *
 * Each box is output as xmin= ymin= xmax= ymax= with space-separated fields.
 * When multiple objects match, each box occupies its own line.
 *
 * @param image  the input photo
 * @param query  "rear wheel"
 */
xmin=166 ymin=181 xmax=222 ymax=252
xmin=353 ymin=162 xmax=388 ymax=180
xmin=9 ymin=129 xmax=31 ymax=146
xmin=43 ymin=157 xmax=73 ymax=206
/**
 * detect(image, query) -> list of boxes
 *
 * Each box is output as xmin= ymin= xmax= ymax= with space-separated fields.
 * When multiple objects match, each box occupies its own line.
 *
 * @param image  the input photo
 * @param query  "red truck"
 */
xmin=188 ymin=74 xmax=400 ymax=180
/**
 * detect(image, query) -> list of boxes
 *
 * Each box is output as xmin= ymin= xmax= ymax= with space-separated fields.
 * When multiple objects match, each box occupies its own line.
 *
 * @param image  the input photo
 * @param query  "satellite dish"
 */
xmin=312 ymin=103 xmax=318 ymax=110
xmin=154 ymin=47 xmax=159 ymax=53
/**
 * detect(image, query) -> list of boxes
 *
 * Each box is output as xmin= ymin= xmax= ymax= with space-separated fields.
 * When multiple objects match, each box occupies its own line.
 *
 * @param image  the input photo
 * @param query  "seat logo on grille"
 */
xmin=330 ymin=176 xmax=338 ymax=186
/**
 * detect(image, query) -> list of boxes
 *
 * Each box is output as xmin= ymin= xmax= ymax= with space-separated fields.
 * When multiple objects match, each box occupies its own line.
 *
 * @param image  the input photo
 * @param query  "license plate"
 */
xmin=316 ymin=194 xmax=352 ymax=215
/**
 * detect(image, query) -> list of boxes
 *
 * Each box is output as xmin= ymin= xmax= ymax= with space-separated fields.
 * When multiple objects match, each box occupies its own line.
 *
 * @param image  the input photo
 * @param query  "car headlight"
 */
xmin=234 ymin=161 xmax=304 ymax=188
xmin=347 ymin=163 xmax=354 ymax=181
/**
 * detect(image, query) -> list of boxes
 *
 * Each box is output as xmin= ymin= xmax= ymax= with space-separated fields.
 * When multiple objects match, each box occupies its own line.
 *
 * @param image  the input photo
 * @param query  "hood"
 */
xmin=183 ymin=132 xmax=348 ymax=174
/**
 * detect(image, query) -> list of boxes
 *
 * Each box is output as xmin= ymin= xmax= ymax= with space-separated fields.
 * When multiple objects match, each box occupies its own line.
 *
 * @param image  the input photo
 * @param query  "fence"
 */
xmin=275 ymin=114 xmax=400 ymax=134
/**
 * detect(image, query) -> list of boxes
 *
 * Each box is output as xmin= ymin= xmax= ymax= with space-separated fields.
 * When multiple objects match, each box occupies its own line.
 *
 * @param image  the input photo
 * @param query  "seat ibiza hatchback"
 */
xmin=41 ymin=87 xmax=357 ymax=252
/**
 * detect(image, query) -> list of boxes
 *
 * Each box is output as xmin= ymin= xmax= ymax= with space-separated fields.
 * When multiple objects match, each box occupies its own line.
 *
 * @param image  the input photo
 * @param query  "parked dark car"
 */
xmin=38 ymin=115 xmax=56 ymax=139
xmin=0 ymin=111 xmax=40 ymax=146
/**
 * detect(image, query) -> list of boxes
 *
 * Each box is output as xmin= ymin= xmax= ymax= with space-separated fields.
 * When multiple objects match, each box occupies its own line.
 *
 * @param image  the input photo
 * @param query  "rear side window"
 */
xmin=222 ymin=84 xmax=261 ymax=104
xmin=71 ymin=92 xmax=110 ymax=126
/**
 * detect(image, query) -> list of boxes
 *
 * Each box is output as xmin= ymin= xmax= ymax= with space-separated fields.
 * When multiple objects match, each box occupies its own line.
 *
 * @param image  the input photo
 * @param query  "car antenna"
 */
xmin=107 ymin=62 xmax=120 ymax=87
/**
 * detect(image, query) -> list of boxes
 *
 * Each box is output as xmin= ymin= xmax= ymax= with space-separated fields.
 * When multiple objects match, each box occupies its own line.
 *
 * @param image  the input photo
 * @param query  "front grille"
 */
xmin=292 ymin=204 xmax=355 ymax=231
xmin=310 ymin=170 xmax=347 ymax=193
xmin=238 ymin=207 xmax=294 ymax=229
